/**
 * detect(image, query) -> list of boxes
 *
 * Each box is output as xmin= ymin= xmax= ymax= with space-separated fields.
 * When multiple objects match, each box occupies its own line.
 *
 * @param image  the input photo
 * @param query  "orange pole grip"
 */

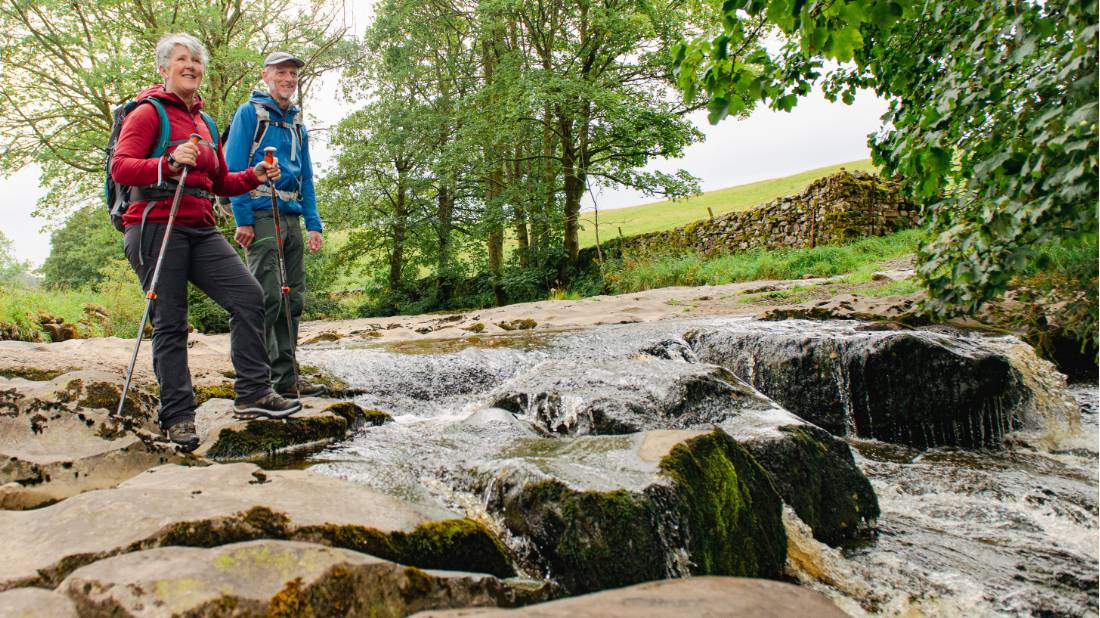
xmin=264 ymin=146 xmax=276 ymax=166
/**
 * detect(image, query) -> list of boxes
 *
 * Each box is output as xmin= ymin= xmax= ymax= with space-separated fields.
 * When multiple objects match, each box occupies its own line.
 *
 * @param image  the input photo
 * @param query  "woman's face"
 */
xmin=159 ymin=44 xmax=204 ymax=96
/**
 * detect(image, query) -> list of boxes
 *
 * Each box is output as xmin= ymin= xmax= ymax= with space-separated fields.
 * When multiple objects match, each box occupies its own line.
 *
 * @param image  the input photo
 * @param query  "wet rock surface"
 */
xmin=687 ymin=322 xmax=1046 ymax=448
xmin=194 ymin=398 xmax=389 ymax=461
xmin=489 ymin=358 xmax=782 ymax=435
xmin=413 ymin=576 xmax=849 ymax=618
xmin=61 ymin=540 xmax=518 ymax=618
xmin=474 ymin=428 xmax=787 ymax=594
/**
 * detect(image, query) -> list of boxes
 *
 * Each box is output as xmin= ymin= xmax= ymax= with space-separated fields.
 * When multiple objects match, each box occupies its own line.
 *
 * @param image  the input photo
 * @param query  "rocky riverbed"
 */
xmin=0 ymin=282 xmax=1095 ymax=617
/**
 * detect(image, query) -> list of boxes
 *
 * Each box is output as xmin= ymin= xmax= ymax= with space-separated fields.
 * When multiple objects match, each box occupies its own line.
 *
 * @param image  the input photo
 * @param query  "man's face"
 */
xmin=263 ymin=62 xmax=299 ymax=102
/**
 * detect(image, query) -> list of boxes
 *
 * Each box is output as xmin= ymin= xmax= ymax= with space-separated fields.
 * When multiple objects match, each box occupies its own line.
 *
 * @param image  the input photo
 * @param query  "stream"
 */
xmin=297 ymin=317 xmax=1098 ymax=617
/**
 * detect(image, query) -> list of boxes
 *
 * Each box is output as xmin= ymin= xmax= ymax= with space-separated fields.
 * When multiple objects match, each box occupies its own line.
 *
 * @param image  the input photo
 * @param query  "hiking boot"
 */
xmin=276 ymin=380 xmax=328 ymax=399
xmin=163 ymin=420 xmax=200 ymax=452
xmin=233 ymin=391 xmax=302 ymax=420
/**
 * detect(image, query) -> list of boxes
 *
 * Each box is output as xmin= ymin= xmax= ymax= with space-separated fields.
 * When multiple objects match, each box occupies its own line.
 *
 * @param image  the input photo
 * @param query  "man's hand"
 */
xmin=308 ymin=230 xmax=323 ymax=253
xmin=253 ymin=158 xmax=281 ymax=183
xmin=235 ymin=225 xmax=255 ymax=248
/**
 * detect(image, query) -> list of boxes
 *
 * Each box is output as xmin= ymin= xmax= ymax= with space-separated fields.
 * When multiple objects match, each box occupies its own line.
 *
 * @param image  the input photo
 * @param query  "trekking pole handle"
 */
xmin=264 ymin=146 xmax=276 ymax=167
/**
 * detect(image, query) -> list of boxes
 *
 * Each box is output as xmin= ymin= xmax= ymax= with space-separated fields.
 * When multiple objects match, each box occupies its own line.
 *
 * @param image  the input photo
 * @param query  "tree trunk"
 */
xmin=436 ymin=185 xmax=454 ymax=302
xmin=389 ymin=165 xmax=408 ymax=292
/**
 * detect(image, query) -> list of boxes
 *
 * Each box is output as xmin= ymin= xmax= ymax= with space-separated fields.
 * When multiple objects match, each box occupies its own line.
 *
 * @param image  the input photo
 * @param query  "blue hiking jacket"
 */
xmin=225 ymin=91 xmax=322 ymax=232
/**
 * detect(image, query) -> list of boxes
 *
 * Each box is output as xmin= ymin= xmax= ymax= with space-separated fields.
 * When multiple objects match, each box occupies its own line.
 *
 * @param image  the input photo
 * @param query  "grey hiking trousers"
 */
xmin=124 ymin=224 xmax=270 ymax=428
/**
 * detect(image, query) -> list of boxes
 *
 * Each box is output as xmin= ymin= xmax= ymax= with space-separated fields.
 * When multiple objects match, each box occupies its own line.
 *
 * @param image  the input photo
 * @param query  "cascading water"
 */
xmin=298 ymin=317 xmax=1097 ymax=616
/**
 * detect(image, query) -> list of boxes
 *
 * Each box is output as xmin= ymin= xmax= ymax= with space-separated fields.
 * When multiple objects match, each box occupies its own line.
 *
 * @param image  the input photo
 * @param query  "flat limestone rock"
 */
xmin=193 ymin=398 xmax=389 ymax=460
xmin=0 ymin=372 xmax=182 ymax=509
xmin=413 ymin=576 xmax=849 ymax=618
xmin=0 ymin=587 xmax=78 ymax=618
xmin=0 ymin=463 xmax=511 ymax=591
xmin=61 ymin=540 xmax=515 ymax=618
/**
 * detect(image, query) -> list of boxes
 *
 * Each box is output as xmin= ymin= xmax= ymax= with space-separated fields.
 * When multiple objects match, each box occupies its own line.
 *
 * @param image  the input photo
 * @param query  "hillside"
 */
xmin=577 ymin=159 xmax=875 ymax=248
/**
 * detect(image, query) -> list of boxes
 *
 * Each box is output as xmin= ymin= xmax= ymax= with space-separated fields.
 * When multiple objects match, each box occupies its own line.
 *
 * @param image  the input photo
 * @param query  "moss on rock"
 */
xmin=205 ymin=416 xmax=352 ymax=460
xmin=744 ymin=425 xmax=879 ymax=546
xmin=497 ymin=319 xmax=537 ymax=331
xmin=0 ymin=367 xmax=74 ymax=381
xmin=194 ymin=383 xmax=237 ymax=406
xmin=498 ymin=429 xmax=787 ymax=595
xmin=300 ymin=365 xmax=350 ymax=394
xmin=321 ymin=401 xmax=392 ymax=427
xmin=658 ymin=430 xmax=787 ymax=579
xmin=296 ymin=518 xmax=514 ymax=578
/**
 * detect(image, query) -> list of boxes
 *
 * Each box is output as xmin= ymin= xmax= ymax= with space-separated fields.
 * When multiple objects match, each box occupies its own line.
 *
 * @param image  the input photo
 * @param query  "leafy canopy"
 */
xmin=0 ymin=0 xmax=353 ymax=222
xmin=672 ymin=0 xmax=1098 ymax=317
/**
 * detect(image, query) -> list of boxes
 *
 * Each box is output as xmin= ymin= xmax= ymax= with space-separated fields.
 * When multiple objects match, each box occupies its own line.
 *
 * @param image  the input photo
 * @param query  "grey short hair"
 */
xmin=155 ymin=33 xmax=209 ymax=71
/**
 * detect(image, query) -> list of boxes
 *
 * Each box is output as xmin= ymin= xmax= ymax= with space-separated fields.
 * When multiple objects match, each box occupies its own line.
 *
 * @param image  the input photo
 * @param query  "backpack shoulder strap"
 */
xmin=141 ymin=98 xmax=171 ymax=158
xmin=248 ymin=101 xmax=271 ymax=163
xmin=199 ymin=111 xmax=219 ymax=149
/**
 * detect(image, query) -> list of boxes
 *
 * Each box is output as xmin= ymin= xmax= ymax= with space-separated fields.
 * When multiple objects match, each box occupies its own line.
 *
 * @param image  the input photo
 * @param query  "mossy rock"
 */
xmin=300 ymin=365 xmax=350 ymax=394
xmin=495 ymin=429 xmax=786 ymax=595
xmin=205 ymin=416 xmax=353 ymax=460
xmin=463 ymin=322 xmax=486 ymax=333
xmin=497 ymin=319 xmax=537 ymax=331
xmin=743 ymin=425 xmax=879 ymax=546
xmin=0 ymin=367 xmax=75 ymax=381
xmin=195 ymin=383 xmax=237 ymax=406
xmin=299 ymin=518 xmax=513 ymax=578
xmin=320 ymin=401 xmax=391 ymax=427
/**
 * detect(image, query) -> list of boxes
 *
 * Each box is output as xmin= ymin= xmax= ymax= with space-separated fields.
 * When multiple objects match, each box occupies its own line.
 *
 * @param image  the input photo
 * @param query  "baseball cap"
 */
xmin=263 ymin=51 xmax=305 ymax=68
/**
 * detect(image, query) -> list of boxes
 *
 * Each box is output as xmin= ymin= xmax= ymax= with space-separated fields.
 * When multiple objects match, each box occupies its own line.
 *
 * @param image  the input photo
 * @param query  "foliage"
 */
xmin=40 ymin=205 xmax=120 ymax=288
xmin=0 ymin=230 xmax=32 ymax=285
xmin=672 ymin=0 xmax=1098 ymax=322
xmin=0 ymin=0 xmax=355 ymax=223
xmin=325 ymin=0 xmax=709 ymax=311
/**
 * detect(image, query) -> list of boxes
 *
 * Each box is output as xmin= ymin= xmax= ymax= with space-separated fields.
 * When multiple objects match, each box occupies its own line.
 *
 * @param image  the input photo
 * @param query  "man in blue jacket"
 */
xmin=226 ymin=51 xmax=325 ymax=398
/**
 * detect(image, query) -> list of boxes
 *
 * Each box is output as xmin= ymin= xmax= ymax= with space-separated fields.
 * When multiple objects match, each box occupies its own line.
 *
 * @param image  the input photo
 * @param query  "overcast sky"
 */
xmin=0 ymin=61 xmax=888 ymax=267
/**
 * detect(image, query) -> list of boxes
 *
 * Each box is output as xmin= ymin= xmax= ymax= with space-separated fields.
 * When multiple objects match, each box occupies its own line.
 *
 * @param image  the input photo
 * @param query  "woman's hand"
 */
xmin=254 ymin=158 xmax=281 ymax=183
xmin=169 ymin=141 xmax=199 ymax=171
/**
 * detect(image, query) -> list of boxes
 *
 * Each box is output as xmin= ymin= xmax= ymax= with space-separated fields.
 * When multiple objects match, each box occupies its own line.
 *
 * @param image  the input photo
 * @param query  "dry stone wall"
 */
xmin=594 ymin=170 xmax=917 ymax=259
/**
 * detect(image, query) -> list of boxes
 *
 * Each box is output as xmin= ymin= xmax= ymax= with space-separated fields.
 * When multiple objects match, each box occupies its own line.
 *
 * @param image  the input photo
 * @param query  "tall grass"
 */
xmin=0 ymin=259 xmax=145 ymax=340
xmin=597 ymin=229 xmax=922 ymax=294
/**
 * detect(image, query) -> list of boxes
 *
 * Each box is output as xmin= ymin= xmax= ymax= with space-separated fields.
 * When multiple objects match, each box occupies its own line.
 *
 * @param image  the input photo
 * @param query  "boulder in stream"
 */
xmin=686 ymin=324 xmax=1078 ymax=448
xmin=487 ymin=356 xmax=878 ymax=547
xmin=478 ymin=428 xmax=787 ymax=595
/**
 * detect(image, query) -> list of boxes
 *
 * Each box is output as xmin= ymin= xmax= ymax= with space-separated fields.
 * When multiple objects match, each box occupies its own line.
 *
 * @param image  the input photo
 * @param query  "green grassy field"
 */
xmin=576 ymin=159 xmax=875 ymax=248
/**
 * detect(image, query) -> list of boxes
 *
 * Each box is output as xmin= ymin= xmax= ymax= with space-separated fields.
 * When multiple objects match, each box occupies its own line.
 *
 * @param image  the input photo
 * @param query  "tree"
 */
xmin=0 ymin=231 xmax=32 ymax=286
xmin=40 ymin=205 xmax=120 ymax=289
xmin=672 ymin=0 xmax=1098 ymax=318
xmin=0 ymin=0 xmax=355 ymax=222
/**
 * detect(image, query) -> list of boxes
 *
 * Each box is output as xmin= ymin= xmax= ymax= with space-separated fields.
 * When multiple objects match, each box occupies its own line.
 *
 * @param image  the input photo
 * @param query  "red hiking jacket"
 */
xmin=111 ymin=85 xmax=261 ymax=228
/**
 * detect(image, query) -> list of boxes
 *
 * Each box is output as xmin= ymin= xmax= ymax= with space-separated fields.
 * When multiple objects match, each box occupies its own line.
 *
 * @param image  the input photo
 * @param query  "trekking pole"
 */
xmin=117 ymin=134 xmax=202 ymax=417
xmin=263 ymin=147 xmax=300 ymax=398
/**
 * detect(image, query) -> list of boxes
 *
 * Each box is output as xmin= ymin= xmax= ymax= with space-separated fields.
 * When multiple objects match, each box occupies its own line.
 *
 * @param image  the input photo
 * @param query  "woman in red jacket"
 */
xmin=112 ymin=33 xmax=301 ymax=451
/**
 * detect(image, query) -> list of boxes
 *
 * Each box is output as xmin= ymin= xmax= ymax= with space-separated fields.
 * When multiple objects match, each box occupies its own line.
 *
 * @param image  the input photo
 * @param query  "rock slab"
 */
xmin=61 ymin=540 xmax=514 ymax=618
xmin=413 ymin=576 xmax=849 ymax=618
